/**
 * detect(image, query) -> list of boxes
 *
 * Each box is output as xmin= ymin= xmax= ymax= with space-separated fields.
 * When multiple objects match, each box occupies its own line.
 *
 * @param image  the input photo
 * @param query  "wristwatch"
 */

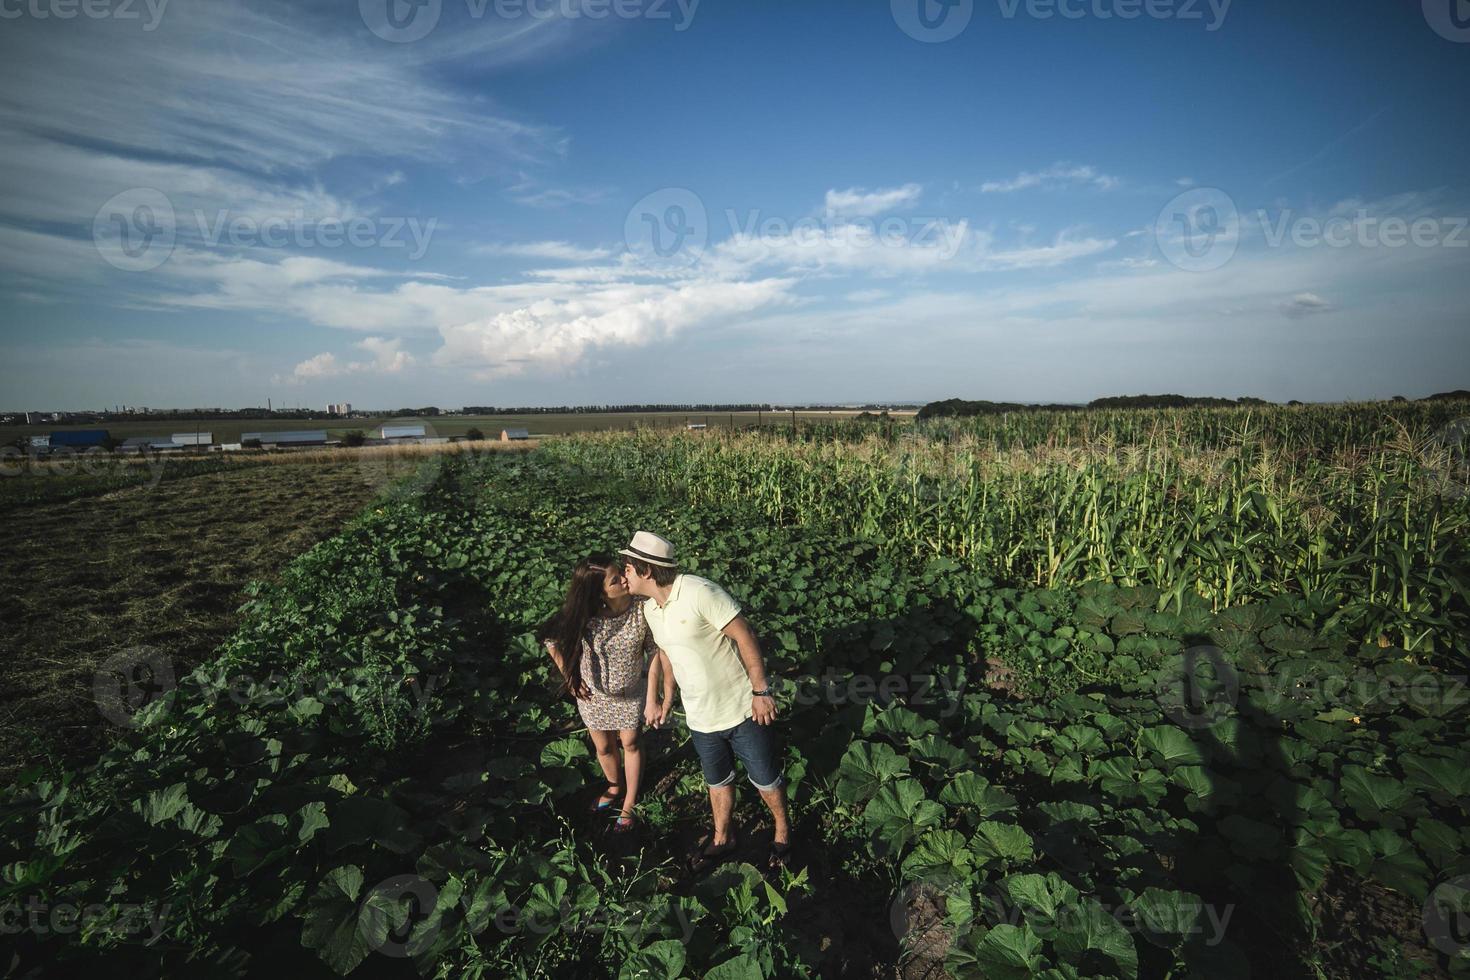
xmin=752 ymin=688 xmax=773 ymax=697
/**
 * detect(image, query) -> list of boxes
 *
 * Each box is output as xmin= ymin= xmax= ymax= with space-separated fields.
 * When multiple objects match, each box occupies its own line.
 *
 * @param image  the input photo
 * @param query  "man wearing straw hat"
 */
xmin=619 ymin=530 xmax=793 ymax=874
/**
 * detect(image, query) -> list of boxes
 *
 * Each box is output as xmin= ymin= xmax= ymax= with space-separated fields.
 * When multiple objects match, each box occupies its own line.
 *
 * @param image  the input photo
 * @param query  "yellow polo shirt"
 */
xmin=642 ymin=574 xmax=751 ymax=733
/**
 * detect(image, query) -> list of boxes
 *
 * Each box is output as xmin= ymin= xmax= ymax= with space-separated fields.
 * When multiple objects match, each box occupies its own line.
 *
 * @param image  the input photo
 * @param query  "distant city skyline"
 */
xmin=2 ymin=0 xmax=1468 ymax=406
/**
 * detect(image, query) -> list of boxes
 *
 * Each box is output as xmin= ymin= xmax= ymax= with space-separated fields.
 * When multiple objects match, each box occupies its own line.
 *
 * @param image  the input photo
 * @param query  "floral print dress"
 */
xmin=564 ymin=601 xmax=657 ymax=731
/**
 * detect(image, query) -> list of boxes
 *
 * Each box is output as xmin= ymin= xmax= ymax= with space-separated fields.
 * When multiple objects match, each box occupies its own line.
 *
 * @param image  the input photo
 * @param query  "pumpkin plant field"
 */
xmin=2 ymin=402 xmax=1468 ymax=979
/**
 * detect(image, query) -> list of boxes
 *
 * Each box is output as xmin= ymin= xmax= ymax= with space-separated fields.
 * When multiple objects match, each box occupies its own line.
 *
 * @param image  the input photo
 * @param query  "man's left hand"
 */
xmin=752 ymin=693 xmax=778 ymax=725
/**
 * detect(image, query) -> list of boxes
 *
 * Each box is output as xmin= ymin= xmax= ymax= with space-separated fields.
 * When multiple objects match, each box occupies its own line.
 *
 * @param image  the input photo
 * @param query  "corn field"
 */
xmin=543 ymin=402 xmax=1470 ymax=664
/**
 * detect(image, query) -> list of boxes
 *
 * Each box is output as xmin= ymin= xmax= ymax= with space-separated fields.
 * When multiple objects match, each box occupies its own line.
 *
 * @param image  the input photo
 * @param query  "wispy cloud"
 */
xmin=823 ymin=184 xmax=923 ymax=217
xmin=981 ymin=163 xmax=1120 ymax=194
xmin=1279 ymin=292 xmax=1335 ymax=319
xmin=475 ymin=240 xmax=614 ymax=261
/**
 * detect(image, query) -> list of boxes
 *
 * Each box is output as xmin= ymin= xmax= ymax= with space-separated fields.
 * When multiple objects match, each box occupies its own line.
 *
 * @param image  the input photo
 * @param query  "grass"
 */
xmin=0 ymin=458 xmax=395 ymax=780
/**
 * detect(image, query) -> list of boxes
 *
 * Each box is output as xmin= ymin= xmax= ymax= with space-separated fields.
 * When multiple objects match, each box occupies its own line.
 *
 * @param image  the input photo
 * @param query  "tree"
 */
xmin=465 ymin=428 xmax=484 ymax=441
xmin=342 ymin=430 xmax=366 ymax=447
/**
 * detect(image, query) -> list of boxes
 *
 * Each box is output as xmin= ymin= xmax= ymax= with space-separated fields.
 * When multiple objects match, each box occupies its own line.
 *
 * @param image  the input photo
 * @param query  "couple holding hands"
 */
xmin=538 ymin=531 xmax=793 ymax=874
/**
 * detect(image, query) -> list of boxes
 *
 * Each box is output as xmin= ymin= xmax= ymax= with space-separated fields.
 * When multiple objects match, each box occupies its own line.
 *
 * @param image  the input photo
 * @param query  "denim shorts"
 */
xmin=689 ymin=717 xmax=785 ymax=791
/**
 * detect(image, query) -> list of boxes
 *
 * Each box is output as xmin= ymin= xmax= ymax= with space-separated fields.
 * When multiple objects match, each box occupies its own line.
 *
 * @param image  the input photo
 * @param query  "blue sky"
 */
xmin=1 ymin=0 xmax=1467 ymax=409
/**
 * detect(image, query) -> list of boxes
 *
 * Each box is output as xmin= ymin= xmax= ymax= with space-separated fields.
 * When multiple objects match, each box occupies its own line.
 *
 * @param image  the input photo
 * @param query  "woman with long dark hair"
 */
xmin=537 ymin=553 xmax=676 ymax=831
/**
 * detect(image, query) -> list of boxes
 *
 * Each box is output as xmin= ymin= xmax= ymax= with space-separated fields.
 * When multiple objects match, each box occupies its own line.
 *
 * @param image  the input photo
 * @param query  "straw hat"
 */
xmin=619 ymin=530 xmax=677 ymax=567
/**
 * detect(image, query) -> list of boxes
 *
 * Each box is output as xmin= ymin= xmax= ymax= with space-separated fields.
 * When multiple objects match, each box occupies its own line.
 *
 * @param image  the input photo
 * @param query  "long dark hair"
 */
xmin=536 ymin=553 xmax=615 ymax=699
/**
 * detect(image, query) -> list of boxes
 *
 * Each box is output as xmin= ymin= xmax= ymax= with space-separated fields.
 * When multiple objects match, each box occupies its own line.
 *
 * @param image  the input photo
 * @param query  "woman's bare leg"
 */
xmin=589 ymin=728 xmax=622 ymax=803
xmin=617 ymin=728 xmax=642 ymax=817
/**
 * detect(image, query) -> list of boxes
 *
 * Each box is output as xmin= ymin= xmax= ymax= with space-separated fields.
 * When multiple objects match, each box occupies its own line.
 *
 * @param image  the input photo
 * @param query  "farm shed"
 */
xmin=686 ymin=423 xmax=707 ymax=431
xmin=380 ymin=425 xmax=427 ymax=440
xmin=171 ymin=432 xmax=212 ymax=446
xmin=500 ymin=428 xmax=530 ymax=441
xmin=240 ymin=430 xmax=329 ymax=447
xmin=28 ymin=435 xmax=49 ymax=449
xmin=48 ymin=429 xmax=109 ymax=448
xmin=118 ymin=437 xmax=182 ymax=453
xmin=210 ymin=443 xmax=244 ymax=452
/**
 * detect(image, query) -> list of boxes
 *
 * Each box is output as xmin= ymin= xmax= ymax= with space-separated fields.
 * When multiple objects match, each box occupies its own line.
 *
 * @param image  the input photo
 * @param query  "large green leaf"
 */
xmin=903 ymin=830 xmax=976 ymax=881
xmin=619 ymin=939 xmax=688 ymax=980
xmin=301 ymin=866 xmax=372 ymax=976
xmin=1053 ymin=896 xmax=1139 ymax=978
xmin=864 ymin=779 xmax=944 ymax=855
xmin=964 ymin=923 xmax=1044 ymax=980
xmin=834 ymin=740 xmax=909 ymax=804
xmin=702 ymin=953 xmax=763 ymax=980
xmin=971 ymin=822 xmax=1034 ymax=867
xmin=1403 ymin=756 xmax=1470 ymax=802
xmin=939 ymin=772 xmax=1017 ymax=818
xmin=1137 ymin=727 xmax=1205 ymax=768
xmin=1340 ymin=766 xmax=1413 ymax=821
xmin=1130 ymin=888 xmax=1204 ymax=949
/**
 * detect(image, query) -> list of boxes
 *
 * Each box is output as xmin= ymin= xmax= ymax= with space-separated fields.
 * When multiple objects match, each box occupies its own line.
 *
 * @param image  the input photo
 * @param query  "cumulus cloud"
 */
xmin=434 ymin=278 xmax=796 ymax=378
xmin=281 ymin=337 xmax=413 ymax=383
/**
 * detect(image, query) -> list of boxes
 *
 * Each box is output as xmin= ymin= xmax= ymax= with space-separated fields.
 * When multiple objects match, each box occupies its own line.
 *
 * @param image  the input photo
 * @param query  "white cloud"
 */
xmin=476 ymin=240 xmax=614 ymax=261
xmin=1280 ymin=292 xmax=1335 ymax=319
xmin=823 ymin=184 xmax=923 ymax=218
xmin=281 ymin=336 xmax=414 ymax=384
xmin=982 ymin=163 xmax=1120 ymax=194
xmin=434 ymin=278 xmax=797 ymax=378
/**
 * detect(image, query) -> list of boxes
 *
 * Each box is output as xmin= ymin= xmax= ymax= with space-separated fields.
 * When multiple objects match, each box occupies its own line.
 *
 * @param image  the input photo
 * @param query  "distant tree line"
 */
xmin=917 ymin=394 xmax=1277 ymax=419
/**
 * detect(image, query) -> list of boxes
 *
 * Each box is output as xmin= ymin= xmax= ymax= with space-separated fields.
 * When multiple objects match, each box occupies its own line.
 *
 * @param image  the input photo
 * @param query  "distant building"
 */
xmin=327 ymin=403 xmax=353 ymax=416
xmin=47 ymin=429 xmax=109 ymax=448
xmin=29 ymin=435 xmax=49 ymax=449
xmin=119 ymin=437 xmax=182 ymax=454
xmin=500 ymin=428 xmax=530 ymax=441
xmin=171 ymin=432 xmax=212 ymax=446
xmin=686 ymin=423 xmax=707 ymax=431
xmin=240 ymin=430 xmax=329 ymax=447
xmin=380 ymin=424 xmax=427 ymax=440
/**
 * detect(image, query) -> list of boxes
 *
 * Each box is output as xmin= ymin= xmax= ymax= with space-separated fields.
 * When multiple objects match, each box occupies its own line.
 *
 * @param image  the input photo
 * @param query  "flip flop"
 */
xmin=687 ymin=834 xmax=738 ymax=875
xmin=610 ymin=811 xmax=639 ymax=834
xmin=589 ymin=784 xmax=623 ymax=813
